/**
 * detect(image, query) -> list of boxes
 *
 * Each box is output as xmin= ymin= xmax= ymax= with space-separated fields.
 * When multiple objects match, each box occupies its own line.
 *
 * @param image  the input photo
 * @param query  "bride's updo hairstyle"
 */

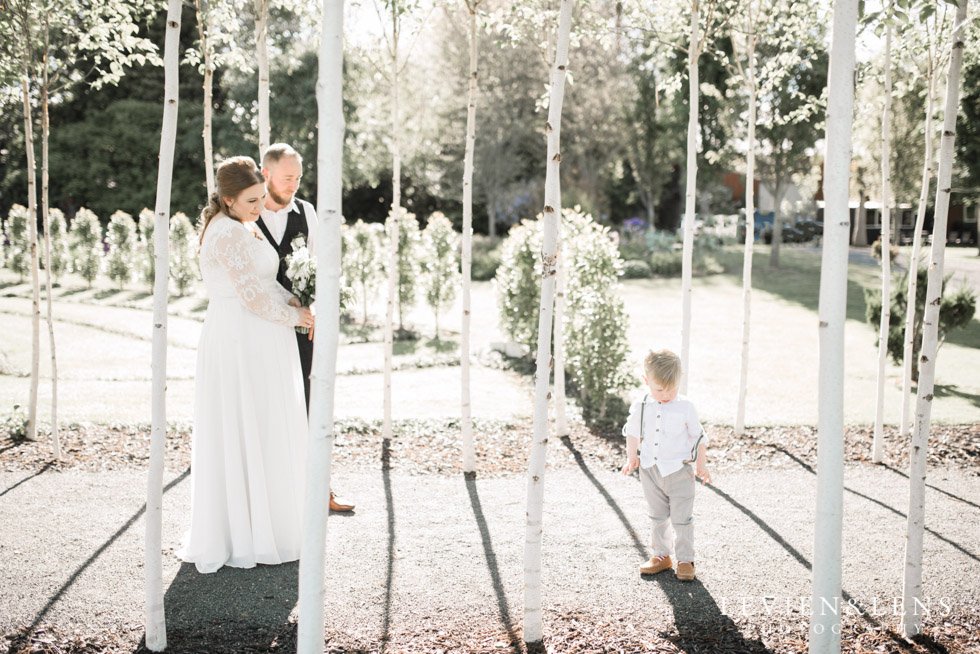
xmin=199 ymin=156 xmax=266 ymax=244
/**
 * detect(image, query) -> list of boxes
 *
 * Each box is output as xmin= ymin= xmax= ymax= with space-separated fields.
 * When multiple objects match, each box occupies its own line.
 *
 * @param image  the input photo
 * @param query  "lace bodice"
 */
xmin=199 ymin=216 xmax=300 ymax=325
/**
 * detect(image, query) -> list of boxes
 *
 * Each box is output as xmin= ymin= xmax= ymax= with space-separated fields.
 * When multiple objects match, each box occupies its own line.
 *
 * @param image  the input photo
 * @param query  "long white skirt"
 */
xmin=179 ymin=297 xmax=308 ymax=574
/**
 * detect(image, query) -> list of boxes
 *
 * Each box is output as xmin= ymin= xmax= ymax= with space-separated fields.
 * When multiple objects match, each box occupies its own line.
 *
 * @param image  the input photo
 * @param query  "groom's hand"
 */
xmin=308 ymin=320 xmax=315 ymax=341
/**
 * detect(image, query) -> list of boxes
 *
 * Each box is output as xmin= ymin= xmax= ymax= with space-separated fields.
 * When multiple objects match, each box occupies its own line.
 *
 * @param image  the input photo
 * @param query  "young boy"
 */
xmin=621 ymin=349 xmax=712 ymax=581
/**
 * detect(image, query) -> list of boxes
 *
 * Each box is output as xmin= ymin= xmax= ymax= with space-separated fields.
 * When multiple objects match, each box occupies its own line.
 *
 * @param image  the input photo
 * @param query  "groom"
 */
xmin=259 ymin=143 xmax=354 ymax=513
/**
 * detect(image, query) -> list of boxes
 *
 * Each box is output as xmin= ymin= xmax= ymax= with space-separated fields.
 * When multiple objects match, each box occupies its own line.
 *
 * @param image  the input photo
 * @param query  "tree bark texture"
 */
xmin=145 ymin=1 xmax=182 ymax=649
xmin=523 ymin=0 xmax=572 ymax=644
xmin=195 ymin=0 xmax=215 ymax=196
xmin=680 ymin=2 xmax=699 ymax=395
xmin=810 ymin=1 xmax=857 ymax=651
xmin=903 ymin=0 xmax=968 ymax=637
xmin=255 ymin=0 xmax=270 ymax=158
xmin=383 ymin=9 xmax=401 ymax=441
xmin=735 ymin=37 xmax=757 ymax=437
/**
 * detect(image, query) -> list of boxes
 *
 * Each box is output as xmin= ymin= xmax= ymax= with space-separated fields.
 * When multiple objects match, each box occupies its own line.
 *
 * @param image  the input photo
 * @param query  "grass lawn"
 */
xmin=1 ymin=243 xmax=977 ymax=427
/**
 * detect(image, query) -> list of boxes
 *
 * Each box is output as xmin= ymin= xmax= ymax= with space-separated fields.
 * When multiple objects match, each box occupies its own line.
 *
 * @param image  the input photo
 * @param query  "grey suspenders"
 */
xmin=624 ymin=393 xmax=705 ymax=463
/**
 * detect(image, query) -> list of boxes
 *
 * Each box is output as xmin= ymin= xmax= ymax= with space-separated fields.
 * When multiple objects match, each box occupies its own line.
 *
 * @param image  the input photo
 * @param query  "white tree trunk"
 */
xmin=903 ymin=0 xmax=968 ymax=637
xmin=145 ymin=1 xmax=181 ymax=649
xmin=553 ymin=228 xmax=568 ymax=438
xmin=382 ymin=13 xmax=400 ymax=441
xmin=196 ymin=0 xmax=215 ymax=196
xmin=900 ymin=55 xmax=936 ymax=438
xmin=255 ymin=0 xmax=270 ymax=158
xmin=872 ymin=17 xmax=893 ymax=463
xmin=20 ymin=31 xmax=41 ymax=444
xmin=41 ymin=24 xmax=60 ymax=459
xmin=679 ymin=2 xmax=699 ymax=396
xmin=810 ymin=1 xmax=857 ymax=651
xmin=523 ymin=0 xmax=572 ymax=644
xmin=735 ymin=41 xmax=756 ymax=437
xmin=297 ymin=2 xmax=344 ymax=650
xmin=460 ymin=1 xmax=479 ymax=474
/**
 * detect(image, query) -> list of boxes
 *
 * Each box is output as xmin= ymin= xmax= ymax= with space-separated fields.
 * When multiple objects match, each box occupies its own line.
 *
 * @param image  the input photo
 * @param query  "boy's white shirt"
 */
xmin=623 ymin=394 xmax=704 ymax=476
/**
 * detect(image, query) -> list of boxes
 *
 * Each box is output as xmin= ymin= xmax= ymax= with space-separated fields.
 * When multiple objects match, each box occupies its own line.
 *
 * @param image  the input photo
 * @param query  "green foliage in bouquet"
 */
xmin=170 ymin=212 xmax=197 ymax=296
xmin=420 ymin=212 xmax=460 ymax=339
xmin=4 ymin=204 xmax=30 ymax=280
xmin=342 ymin=219 xmax=385 ymax=324
xmin=865 ymin=267 xmax=977 ymax=381
xmin=106 ymin=210 xmax=137 ymax=288
xmin=70 ymin=207 xmax=103 ymax=287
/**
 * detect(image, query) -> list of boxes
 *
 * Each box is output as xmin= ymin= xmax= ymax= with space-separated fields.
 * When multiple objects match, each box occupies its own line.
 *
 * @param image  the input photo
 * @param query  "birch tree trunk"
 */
xmin=255 ymin=0 xmax=270 ymax=158
xmin=195 ymin=0 xmax=215 ymax=196
xmin=40 ymin=13 xmax=60 ymax=458
xmin=297 ymin=2 xmax=344 ymax=650
xmin=903 ymin=0 xmax=968 ymax=637
xmin=523 ymin=0 xmax=572 ymax=644
xmin=735 ymin=39 xmax=756 ymax=437
xmin=145 ymin=1 xmax=181 ymax=649
xmin=679 ymin=1 xmax=699 ymax=396
xmin=460 ymin=0 xmax=480 ymax=474
xmin=553 ymin=230 xmax=568 ymax=438
xmin=382 ymin=10 xmax=401 ymax=442
xmin=810 ymin=1 xmax=857 ymax=651
xmin=872 ymin=16 xmax=893 ymax=463
xmin=901 ymin=54 xmax=936 ymax=438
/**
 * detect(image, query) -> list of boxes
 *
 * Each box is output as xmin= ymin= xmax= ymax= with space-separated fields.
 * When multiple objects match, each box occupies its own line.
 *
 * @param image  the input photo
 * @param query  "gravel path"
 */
xmin=2 ymin=449 xmax=977 ymax=652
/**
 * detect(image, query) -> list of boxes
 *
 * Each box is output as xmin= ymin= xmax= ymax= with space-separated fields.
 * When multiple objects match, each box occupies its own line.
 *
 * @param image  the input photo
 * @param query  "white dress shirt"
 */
xmin=259 ymin=199 xmax=317 ymax=249
xmin=623 ymin=394 xmax=704 ymax=476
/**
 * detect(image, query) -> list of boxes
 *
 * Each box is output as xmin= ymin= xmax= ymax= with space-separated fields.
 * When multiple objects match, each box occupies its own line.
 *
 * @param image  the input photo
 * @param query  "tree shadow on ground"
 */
xmin=0 ymin=461 xmax=54 ymax=498
xmin=380 ymin=437 xmax=395 ymax=653
xmin=58 ymin=286 xmax=88 ymax=298
xmin=934 ymin=383 xmax=980 ymax=409
xmin=464 ymin=476 xmax=522 ymax=651
xmin=161 ymin=561 xmax=298 ymax=652
xmin=93 ymin=288 xmax=122 ymax=300
xmin=770 ymin=446 xmax=979 ymax=563
xmin=560 ymin=436 xmax=768 ymax=652
xmin=943 ymin=315 xmax=980 ymax=348
xmin=24 ymin=468 xmax=190 ymax=634
xmin=879 ymin=463 xmax=980 ymax=510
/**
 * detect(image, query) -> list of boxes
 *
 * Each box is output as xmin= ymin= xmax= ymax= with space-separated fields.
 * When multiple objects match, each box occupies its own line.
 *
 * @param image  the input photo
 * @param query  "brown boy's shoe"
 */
xmin=639 ymin=556 xmax=673 ymax=575
xmin=676 ymin=561 xmax=695 ymax=581
xmin=329 ymin=491 xmax=355 ymax=513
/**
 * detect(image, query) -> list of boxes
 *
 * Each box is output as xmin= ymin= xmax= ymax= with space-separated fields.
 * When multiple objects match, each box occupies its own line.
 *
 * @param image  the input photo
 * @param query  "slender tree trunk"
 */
xmin=40 ymin=15 xmax=60 ymax=458
xmin=553 ymin=226 xmax=568 ymax=438
xmin=383 ymin=13 xmax=401 ymax=441
xmin=810 ymin=1 xmax=857 ymax=651
xmin=523 ymin=0 xmax=572 ymax=644
xmin=255 ymin=0 xmax=270 ymax=158
xmin=145 ymin=1 xmax=181 ymax=649
xmin=903 ymin=0 xmax=968 ymax=637
xmin=195 ymin=0 xmax=215 ymax=196
xmin=853 ymin=185 xmax=868 ymax=246
xmin=20 ymin=13 xmax=41 ymax=445
xmin=680 ymin=1 xmax=699 ymax=395
xmin=297 ymin=2 xmax=344 ymax=650
xmin=901 ymin=54 xmax=936 ymax=438
xmin=460 ymin=0 xmax=479 ymax=475
xmin=735 ymin=41 xmax=756 ymax=437
xmin=873 ymin=17 xmax=893 ymax=463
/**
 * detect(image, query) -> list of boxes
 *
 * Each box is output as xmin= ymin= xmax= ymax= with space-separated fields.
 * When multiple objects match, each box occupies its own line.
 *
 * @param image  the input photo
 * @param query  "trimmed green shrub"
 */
xmin=5 ymin=204 xmax=30 ymax=280
xmin=649 ymin=250 xmax=683 ymax=276
xmin=138 ymin=208 xmax=156 ymax=290
xmin=44 ymin=208 xmax=71 ymax=282
xmin=170 ymin=211 xmax=197 ymax=296
xmin=70 ymin=207 xmax=103 ymax=287
xmin=471 ymin=234 xmax=502 ymax=281
xmin=494 ymin=218 xmax=543 ymax=350
xmin=420 ymin=212 xmax=460 ymax=338
xmin=387 ymin=210 xmax=420 ymax=331
xmin=865 ymin=267 xmax=977 ymax=381
xmin=621 ymin=259 xmax=652 ymax=279
xmin=342 ymin=219 xmax=385 ymax=324
xmin=106 ymin=210 xmax=137 ymax=288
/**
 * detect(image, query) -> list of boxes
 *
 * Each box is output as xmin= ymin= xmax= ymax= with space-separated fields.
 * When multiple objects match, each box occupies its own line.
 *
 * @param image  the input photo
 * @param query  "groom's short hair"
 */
xmin=262 ymin=143 xmax=303 ymax=168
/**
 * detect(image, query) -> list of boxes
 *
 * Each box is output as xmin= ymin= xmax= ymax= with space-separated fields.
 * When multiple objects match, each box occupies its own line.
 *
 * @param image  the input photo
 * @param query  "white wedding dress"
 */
xmin=179 ymin=215 xmax=308 ymax=574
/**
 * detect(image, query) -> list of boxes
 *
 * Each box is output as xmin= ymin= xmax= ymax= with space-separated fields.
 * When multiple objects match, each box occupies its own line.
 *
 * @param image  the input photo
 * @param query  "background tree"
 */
xmin=420 ymin=211 xmax=460 ymax=339
xmin=106 ymin=211 xmax=138 ymax=289
xmin=139 ymin=208 xmax=156 ymax=290
xmin=170 ymin=212 xmax=198 ymax=296
xmin=342 ymin=219 xmax=385 ymax=324
xmin=43 ymin=208 xmax=70 ymax=282
xmin=69 ymin=208 xmax=103 ymax=287
xmin=5 ymin=205 xmax=29 ymax=281
xmin=390 ymin=209 xmax=421 ymax=331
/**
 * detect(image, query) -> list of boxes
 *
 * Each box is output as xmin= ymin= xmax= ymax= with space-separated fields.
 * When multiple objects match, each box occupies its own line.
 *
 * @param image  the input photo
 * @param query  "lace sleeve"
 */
xmin=272 ymin=281 xmax=298 ymax=306
xmin=211 ymin=221 xmax=300 ymax=326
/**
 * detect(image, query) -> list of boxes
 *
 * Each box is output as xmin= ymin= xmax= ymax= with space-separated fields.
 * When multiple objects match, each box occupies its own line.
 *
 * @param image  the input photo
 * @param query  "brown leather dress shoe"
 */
xmin=639 ymin=555 xmax=673 ymax=575
xmin=676 ymin=561 xmax=695 ymax=581
xmin=329 ymin=491 xmax=354 ymax=512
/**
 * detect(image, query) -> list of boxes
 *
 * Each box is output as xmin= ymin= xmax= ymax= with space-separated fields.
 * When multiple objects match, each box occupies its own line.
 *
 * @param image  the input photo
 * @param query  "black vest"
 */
xmin=254 ymin=202 xmax=310 ymax=292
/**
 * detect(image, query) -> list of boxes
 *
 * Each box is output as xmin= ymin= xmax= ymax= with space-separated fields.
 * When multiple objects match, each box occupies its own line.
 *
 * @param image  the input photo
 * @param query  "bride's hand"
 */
xmin=296 ymin=307 xmax=314 ymax=329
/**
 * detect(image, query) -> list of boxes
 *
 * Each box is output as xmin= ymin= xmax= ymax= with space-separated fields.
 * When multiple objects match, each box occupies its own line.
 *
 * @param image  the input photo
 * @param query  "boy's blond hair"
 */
xmin=644 ymin=349 xmax=681 ymax=389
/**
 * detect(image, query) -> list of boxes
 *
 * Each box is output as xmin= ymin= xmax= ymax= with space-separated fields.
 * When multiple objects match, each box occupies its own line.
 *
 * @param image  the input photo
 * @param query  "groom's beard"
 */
xmin=268 ymin=185 xmax=294 ymax=207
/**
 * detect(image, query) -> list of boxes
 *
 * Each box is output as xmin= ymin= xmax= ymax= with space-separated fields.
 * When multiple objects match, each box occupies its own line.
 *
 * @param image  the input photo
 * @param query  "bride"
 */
xmin=179 ymin=156 xmax=314 ymax=574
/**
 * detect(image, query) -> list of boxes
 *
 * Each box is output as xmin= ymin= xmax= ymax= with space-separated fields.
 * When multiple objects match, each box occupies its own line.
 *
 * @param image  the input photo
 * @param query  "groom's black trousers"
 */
xmin=297 ymin=331 xmax=313 ymax=413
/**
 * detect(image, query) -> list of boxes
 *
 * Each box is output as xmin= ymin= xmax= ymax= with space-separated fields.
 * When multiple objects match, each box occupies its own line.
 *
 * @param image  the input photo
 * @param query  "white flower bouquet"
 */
xmin=285 ymin=235 xmax=316 ymax=334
